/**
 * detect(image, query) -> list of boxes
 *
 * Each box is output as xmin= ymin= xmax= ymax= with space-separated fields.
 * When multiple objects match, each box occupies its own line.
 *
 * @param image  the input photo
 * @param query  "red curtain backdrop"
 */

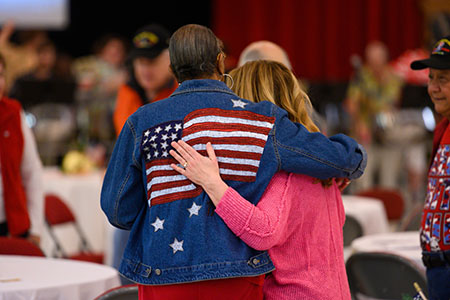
xmin=212 ymin=0 xmax=424 ymax=81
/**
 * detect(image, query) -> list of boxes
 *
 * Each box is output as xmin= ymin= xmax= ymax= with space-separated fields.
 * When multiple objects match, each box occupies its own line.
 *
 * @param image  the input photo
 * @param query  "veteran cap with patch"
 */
xmin=129 ymin=24 xmax=171 ymax=60
xmin=411 ymin=36 xmax=450 ymax=70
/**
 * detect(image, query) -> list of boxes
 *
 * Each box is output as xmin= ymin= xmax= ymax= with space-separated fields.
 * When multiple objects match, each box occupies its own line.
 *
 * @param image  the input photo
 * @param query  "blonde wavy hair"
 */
xmin=227 ymin=60 xmax=319 ymax=133
xmin=227 ymin=60 xmax=332 ymax=186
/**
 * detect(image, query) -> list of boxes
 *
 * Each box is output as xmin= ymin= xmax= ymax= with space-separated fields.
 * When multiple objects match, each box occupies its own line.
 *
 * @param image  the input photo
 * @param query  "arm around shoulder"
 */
xmin=272 ymin=107 xmax=367 ymax=180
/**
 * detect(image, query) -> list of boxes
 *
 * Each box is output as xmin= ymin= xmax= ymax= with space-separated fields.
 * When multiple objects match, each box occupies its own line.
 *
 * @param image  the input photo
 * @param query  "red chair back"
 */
xmin=44 ymin=193 xmax=104 ymax=264
xmin=0 ymin=237 xmax=45 ymax=257
xmin=357 ymin=188 xmax=405 ymax=220
xmin=45 ymin=194 xmax=76 ymax=225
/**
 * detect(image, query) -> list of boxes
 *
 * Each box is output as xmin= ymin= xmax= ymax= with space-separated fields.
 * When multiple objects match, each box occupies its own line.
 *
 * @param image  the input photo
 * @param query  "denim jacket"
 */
xmin=101 ymin=79 xmax=367 ymax=285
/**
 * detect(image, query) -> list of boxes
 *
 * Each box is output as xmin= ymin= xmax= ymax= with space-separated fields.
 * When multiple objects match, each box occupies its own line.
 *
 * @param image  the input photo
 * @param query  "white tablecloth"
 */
xmin=0 ymin=255 xmax=120 ymax=300
xmin=350 ymin=231 xmax=424 ymax=272
xmin=42 ymin=168 xmax=108 ymax=257
xmin=342 ymin=195 xmax=390 ymax=235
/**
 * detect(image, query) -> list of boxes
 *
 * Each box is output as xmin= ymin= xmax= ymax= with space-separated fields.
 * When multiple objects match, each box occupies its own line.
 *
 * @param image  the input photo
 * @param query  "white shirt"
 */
xmin=0 ymin=111 xmax=44 ymax=236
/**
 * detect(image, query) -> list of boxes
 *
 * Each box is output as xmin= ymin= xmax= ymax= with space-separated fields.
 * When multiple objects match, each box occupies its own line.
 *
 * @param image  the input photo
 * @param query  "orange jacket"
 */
xmin=113 ymin=83 xmax=177 ymax=136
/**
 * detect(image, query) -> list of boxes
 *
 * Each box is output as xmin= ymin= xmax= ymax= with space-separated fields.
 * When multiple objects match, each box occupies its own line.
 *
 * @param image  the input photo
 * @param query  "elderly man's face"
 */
xmin=428 ymin=69 xmax=450 ymax=119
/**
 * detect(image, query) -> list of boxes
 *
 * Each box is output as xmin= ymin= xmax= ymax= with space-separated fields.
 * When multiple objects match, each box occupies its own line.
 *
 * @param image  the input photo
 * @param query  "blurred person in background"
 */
xmin=9 ymin=41 xmax=77 ymax=166
xmin=9 ymin=40 xmax=76 ymax=110
xmin=344 ymin=41 xmax=404 ymax=192
xmin=113 ymin=24 xmax=177 ymax=136
xmin=0 ymin=21 xmax=47 ymax=92
xmin=391 ymin=47 xmax=432 ymax=209
xmin=411 ymin=35 xmax=450 ymax=300
xmin=238 ymin=40 xmax=292 ymax=69
xmin=238 ymin=40 xmax=327 ymax=133
xmin=0 ymin=53 xmax=44 ymax=246
xmin=72 ymin=34 xmax=128 ymax=165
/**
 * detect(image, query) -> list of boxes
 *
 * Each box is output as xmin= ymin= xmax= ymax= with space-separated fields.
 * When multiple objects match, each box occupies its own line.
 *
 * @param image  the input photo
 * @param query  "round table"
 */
xmin=342 ymin=195 xmax=390 ymax=235
xmin=0 ymin=255 xmax=121 ymax=300
xmin=42 ymin=167 xmax=107 ymax=257
xmin=350 ymin=231 xmax=424 ymax=272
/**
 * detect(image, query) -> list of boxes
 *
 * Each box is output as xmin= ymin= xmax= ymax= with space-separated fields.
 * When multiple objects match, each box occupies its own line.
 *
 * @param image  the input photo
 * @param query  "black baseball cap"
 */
xmin=411 ymin=36 xmax=450 ymax=70
xmin=128 ymin=24 xmax=171 ymax=60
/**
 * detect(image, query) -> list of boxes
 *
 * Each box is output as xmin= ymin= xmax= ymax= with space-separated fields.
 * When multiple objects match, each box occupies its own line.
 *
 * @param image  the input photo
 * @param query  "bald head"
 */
xmin=238 ymin=41 xmax=292 ymax=70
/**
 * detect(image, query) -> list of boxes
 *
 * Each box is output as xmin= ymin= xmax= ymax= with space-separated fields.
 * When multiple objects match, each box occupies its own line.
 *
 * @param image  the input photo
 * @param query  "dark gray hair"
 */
xmin=169 ymin=24 xmax=224 ymax=82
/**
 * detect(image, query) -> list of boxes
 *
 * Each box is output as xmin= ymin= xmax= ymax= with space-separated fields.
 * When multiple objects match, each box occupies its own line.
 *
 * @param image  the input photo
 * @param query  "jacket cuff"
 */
xmin=348 ymin=143 xmax=367 ymax=180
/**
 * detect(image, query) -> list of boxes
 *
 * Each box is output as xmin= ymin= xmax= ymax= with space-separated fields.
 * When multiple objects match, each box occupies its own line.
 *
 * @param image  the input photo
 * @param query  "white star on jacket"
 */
xmin=151 ymin=217 xmax=165 ymax=232
xmin=231 ymin=99 xmax=248 ymax=108
xmin=187 ymin=202 xmax=202 ymax=217
xmin=169 ymin=238 xmax=184 ymax=254
xmin=174 ymin=123 xmax=182 ymax=131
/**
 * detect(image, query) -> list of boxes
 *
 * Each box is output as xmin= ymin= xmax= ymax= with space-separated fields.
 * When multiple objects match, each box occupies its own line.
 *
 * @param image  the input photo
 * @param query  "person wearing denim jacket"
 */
xmin=101 ymin=24 xmax=366 ymax=298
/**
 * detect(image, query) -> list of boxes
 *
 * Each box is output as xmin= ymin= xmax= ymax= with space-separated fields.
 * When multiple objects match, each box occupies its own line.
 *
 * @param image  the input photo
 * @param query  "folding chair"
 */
xmin=45 ymin=194 xmax=104 ymax=263
xmin=94 ymin=284 xmax=138 ymax=300
xmin=346 ymin=252 xmax=428 ymax=299
xmin=343 ymin=215 xmax=363 ymax=247
xmin=357 ymin=188 xmax=405 ymax=221
xmin=0 ymin=236 xmax=45 ymax=257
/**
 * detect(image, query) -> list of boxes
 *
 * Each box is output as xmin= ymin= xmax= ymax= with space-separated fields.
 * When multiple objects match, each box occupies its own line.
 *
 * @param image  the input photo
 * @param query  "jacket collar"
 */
xmin=170 ymin=79 xmax=236 ymax=97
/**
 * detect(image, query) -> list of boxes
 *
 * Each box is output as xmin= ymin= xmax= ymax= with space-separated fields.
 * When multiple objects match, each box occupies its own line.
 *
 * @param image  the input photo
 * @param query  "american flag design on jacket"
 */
xmin=141 ymin=107 xmax=275 ymax=207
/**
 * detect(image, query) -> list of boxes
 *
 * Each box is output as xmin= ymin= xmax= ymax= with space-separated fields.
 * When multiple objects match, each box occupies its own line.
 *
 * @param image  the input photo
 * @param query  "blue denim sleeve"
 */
xmin=272 ymin=106 xmax=367 ymax=180
xmin=101 ymin=119 xmax=146 ymax=230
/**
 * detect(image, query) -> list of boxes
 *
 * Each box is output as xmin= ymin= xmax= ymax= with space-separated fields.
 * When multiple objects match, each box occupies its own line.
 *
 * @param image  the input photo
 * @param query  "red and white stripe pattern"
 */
xmin=144 ymin=108 xmax=275 ymax=207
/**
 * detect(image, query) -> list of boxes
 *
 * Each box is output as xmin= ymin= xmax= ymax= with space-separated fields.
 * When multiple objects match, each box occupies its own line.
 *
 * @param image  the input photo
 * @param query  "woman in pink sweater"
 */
xmin=170 ymin=61 xmax=352 ymax=299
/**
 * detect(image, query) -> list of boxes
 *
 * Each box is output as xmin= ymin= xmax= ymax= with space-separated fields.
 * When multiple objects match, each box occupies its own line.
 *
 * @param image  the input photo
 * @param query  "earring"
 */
xmin=223 ymin=73 xmax=234 ymax=89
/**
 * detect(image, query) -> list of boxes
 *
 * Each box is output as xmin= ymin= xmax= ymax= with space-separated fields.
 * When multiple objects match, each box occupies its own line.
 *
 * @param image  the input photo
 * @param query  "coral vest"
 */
xmin=0 ymin=96 xmax=29 ymax=236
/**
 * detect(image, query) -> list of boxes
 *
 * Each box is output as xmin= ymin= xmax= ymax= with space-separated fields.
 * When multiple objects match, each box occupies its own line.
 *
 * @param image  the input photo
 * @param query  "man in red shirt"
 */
xmin=411 ymin=36 xmax=450 ymax=300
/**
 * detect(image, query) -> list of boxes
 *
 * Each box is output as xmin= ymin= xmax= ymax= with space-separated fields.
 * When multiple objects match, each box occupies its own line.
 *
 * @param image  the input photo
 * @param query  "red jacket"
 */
xmin=0 ymin=96 xmax=30 ymax=236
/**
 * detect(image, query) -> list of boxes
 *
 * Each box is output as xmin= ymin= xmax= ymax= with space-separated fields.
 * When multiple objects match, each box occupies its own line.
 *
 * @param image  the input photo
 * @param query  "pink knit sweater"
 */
xmin=215 ymin=171 xmax=351 ymax=300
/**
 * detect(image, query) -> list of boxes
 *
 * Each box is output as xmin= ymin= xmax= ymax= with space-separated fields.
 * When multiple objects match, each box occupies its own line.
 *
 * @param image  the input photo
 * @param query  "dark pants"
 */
xmin=427 ymin=266 xmax=450 ymax=300
xmin=425 ymin=250 xmax=450 ymax=300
